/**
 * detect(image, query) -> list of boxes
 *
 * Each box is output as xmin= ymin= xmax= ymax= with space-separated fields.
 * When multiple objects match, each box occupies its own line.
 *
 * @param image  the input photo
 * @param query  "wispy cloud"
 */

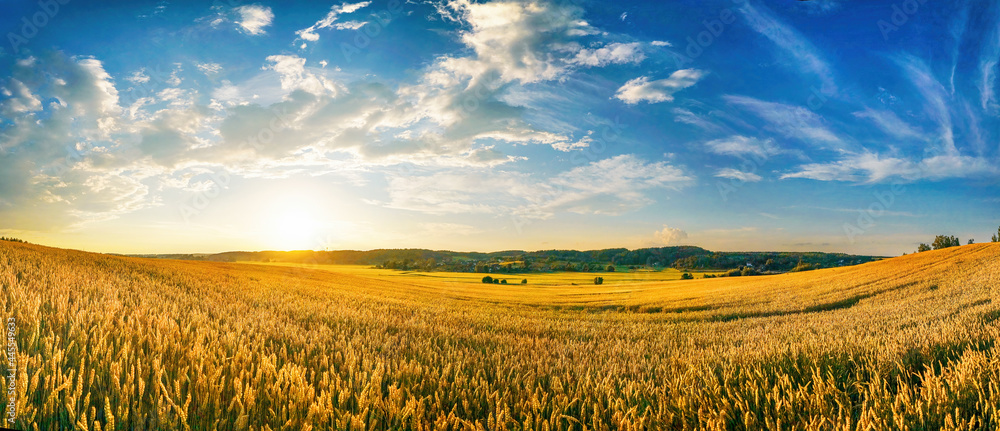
xmin=780 ymin=151 xmax=996 ymax=183
xmin=894 ymin=54 xmax=956 ymax=155
xmin=375 ymin=155 xmax=691 ymax=218
xmin=738 ymin=1 xmax=837 ymax=94
xmin=672 ymin=108 xmax=722 ymax=132
xmin=852 ymin=108 xmax=925 ymax=141
xmin=784 ymin=205 xmax=918 ymax=218
xmin=724 ymin=95 xmax=840 ymax=145
xmin=715 ymin=168 xmax=762 ymax=182
xmin=978 ymin=6 xmax=1000 ymax=111
xmin=704 ymin=135 xmax=780 ymax=159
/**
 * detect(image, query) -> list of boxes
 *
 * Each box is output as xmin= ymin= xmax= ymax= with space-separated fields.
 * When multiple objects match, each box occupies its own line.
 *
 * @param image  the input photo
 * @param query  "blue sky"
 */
xmin=0 ymin=0 xmax=997 ymax=255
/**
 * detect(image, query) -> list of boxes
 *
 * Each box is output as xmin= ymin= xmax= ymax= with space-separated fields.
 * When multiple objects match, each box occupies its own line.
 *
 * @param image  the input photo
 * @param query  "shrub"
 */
xmin=606 ymin=265 xmax=615 ymax=272
xmin=594 ymin=276 xmax=604 ymax=285
xmin=481 ymin=276 xmax=493 ymax=284
xmin=521 ymin=279 xmax=527 ymax=284
xmin=789 ymin=263 xmax=815 ymax=273
xmin=680 ymin=273 xmax=693 ymax=280
xmin=500 ymin=279 xmax=507 ymax=284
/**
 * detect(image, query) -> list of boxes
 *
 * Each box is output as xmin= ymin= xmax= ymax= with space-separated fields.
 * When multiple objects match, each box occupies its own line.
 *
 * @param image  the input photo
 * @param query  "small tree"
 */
xmin=521 ymin=279 xmax=527 ymax=284
xmin=606 ymin=265 xmax=615 ymax=272
xmin=680 ymin=272 xmax=693 ymax=280
xmin=594 ymin=276 xmax=604 ymax=285
xmin=500 ymin=279 xmax=507 ymax=284
xmin=493 ymin=278 xmax=500 ymax=284
xmin=931 ymin=235 xmax=960 ymax=250
xmin=482 ymin=276 xmax=493 ymax=284
xmin=969 ymin=239 xmax=975 ymax=245
xmin=917 ymin=243 xmax=931 ymax=252
xmin=993 ymin=225 xmax=999 ymax=242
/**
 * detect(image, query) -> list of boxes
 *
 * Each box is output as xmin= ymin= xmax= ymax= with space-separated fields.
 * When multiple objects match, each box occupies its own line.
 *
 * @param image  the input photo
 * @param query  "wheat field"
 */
xmin=1 ymin=241 xmax=1000 ymax=430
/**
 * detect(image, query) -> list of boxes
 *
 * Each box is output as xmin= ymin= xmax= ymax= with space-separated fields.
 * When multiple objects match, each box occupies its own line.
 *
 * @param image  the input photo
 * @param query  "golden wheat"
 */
xmin=0 ymin=242 xmax=999 ymax=430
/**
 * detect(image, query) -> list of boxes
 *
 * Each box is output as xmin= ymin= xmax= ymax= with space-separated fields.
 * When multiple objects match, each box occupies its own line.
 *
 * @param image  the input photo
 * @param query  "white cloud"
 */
xmin=434 ymin=0 xmax=598 ymax=84
xmin=127 ymin=69 xmax=150 ymax=84
xmin=614 ymin=69 xmax=705 ymax=104
xmin=550 ymin=131 xmax=592 ymax=152
xmin=0 ymin=53 xmax=154 ymax=230
xmin=234 ymin=5 xmax=274 ymax=35
xmin=724 ymin=95 xmax=840 ymax=145
xmin=0 ymin=79 xmax=42 ymax=115
xmin=654 ymin=226 xmax=688 ymax=245
xmin=570 ymin=42 xmax=645 ymax=67
xmin=332 ymin=20 xmax=367 ymax=30
xmin=715 ymin=168 xmax=762 ymax=182
xmin=197 ymin=63 xmax=223 ymax=75
xmin=705 ymin=136 xmax=780 ymax=159
xmin=651 ymin=40 xmax=672 ymax=47
xmin=263 ymin=55 xmax=339 ymax=96
xmin=296 ymin=1 xmax=371 ymax=46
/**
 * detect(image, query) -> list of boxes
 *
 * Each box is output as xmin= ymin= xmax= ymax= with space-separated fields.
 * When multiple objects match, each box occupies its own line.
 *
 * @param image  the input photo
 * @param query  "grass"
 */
xmin=1 ymin=241 xmax=999 ymax=430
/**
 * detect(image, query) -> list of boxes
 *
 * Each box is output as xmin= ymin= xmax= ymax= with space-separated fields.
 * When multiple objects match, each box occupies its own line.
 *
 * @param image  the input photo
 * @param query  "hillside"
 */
xmin=2 ymin=242 xmax=1000 ymax=429
xmin=130 ymin=246 xmax=882 ymax=274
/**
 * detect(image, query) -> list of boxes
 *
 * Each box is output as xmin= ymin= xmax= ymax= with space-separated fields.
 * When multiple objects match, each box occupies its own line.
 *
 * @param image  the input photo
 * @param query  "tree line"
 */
xmin=140 ymin=246 xmax=883 ymax=274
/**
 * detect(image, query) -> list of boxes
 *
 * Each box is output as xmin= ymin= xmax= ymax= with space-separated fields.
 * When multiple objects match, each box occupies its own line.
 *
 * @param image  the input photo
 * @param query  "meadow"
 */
xmin=1 ymin=241 xmax=999 ymax=430
xmin=249 ymin=262 xmax=721 ymax=286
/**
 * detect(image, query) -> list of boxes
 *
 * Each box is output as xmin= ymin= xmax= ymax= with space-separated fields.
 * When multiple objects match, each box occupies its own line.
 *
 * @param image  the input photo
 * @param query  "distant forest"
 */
xmin=131 ymin=246 xmax=883 ymax=274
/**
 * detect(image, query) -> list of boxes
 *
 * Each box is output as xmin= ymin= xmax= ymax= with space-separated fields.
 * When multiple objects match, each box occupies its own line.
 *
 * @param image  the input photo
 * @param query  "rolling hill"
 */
xmin=1 ymin=241 xmax=999 ymax=430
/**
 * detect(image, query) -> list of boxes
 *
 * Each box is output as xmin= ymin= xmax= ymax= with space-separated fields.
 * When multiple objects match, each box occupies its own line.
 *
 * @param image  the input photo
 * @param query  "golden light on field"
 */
xmin=3 ymin=241 xmax=1000 ymax=430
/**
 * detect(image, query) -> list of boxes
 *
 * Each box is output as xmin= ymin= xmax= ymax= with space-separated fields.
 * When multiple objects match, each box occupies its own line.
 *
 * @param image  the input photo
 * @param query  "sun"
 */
xmin=271 ymin=209 xmax=319 ymax=250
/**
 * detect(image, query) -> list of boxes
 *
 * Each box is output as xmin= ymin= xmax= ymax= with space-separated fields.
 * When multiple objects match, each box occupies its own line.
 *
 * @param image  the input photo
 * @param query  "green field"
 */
xmin=246 ymin=262 xmax=723 ymax=285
